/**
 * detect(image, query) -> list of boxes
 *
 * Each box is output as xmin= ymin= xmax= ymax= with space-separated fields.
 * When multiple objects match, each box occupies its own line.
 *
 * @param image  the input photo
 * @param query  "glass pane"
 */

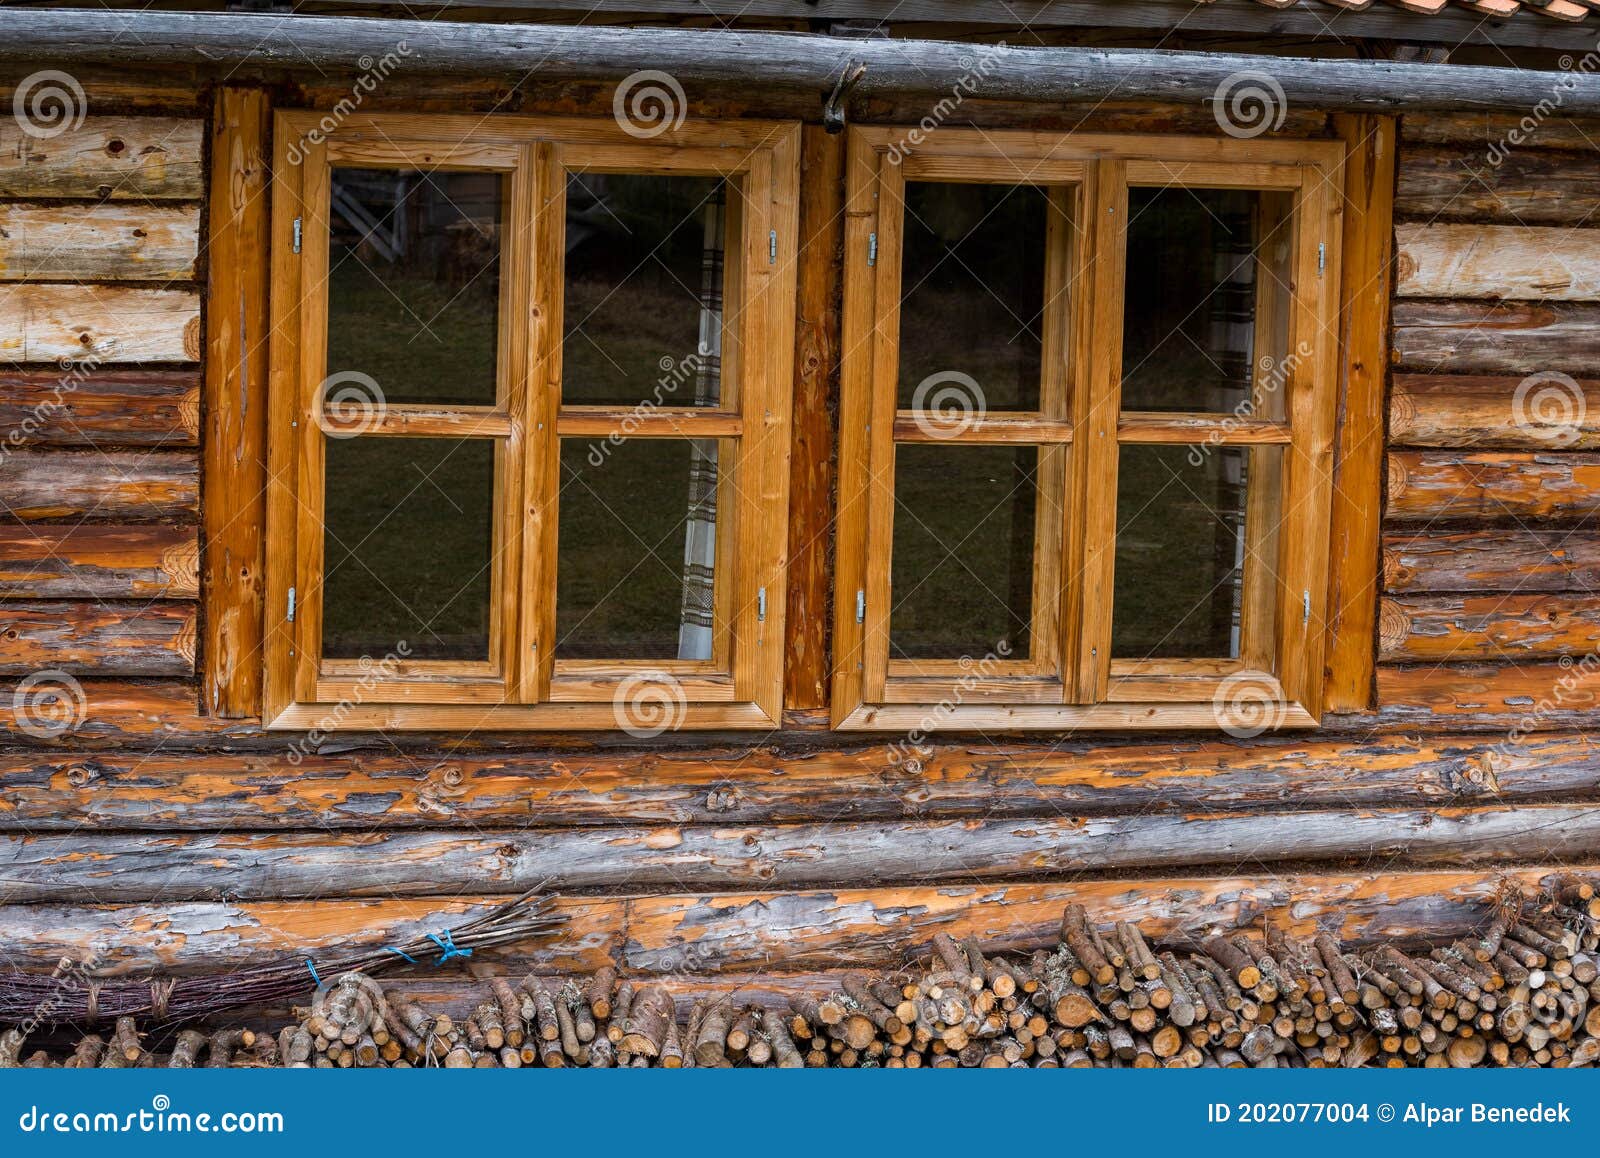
xmin=898 ymin=183 xmax=1050 ymax=415
xmin=322 ymin=437 xmax=496 ymax=661
xmin=891 ymin=445 xmax=1036 ymax=660
xmin=326 ymin=168 xmax=502 ymax=407
xmin=1121 ymin=187 xmax=1293 ymax=417
xmin=563 ymin=174 xmax=729 ymax=408
xmin=1113 ymin=444 xmax=1283 ymax=660
xmin=557 ymin=437 xmax=721 ymax=660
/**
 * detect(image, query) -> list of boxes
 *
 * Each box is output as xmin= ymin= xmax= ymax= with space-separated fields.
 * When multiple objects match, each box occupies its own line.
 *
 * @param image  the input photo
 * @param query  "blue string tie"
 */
xmin=304 ymin=958 xmax=321 ymax=987
xmin=381 ymin=946 xmax=417 ymax=965
xmin=426 ymin=929 xmax=472 ymax=965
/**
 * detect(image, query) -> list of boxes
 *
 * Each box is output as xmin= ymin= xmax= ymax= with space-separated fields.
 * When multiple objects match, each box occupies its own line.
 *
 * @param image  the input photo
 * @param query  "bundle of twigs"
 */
xmin=0 ymin=887 xmax=561 ymax=1028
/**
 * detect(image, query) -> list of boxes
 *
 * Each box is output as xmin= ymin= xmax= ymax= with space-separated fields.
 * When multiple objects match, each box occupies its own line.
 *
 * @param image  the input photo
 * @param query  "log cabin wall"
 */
xmin=1 ymin=75 xmax=1600 ymax=1018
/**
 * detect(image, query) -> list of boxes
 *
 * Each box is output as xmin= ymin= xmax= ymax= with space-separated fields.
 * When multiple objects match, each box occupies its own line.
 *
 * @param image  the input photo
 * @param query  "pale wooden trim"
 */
xmin=316 ymin=405 xmax=515 ymax=438
xmin=267 ymin=700 xmax=779 ymax=731
xmin=556 ymin=409 xmax=743 ymax=438
xmin=1115 ymin=413 xmax=1292 ymax=444
xmin=836 ymin=701 xmax=1318 ymax=732
xmin=891 ymin=414 xmax=1073 ymax=444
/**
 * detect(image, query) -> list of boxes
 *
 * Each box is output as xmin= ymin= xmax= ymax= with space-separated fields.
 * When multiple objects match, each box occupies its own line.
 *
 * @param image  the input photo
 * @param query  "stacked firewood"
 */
xmin=2 ymin=877 xmax=1594 ymax=1068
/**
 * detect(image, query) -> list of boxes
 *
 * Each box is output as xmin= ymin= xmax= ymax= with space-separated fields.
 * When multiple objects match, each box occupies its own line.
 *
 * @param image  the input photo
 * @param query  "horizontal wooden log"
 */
xmin=0 ymin=679 xmax=237 ymax=745
xmin=0 ymin=601 xmax=196 ymax=677
xmin=2 ymin=865 xmax=1587 ymax=975
xmin=2 ymin=10 xmax=1600 ymax=114
xmin=1404 ymin=112 xmax=1600 ymax=152
xmin=0 ymin=525 xmax=196 ymax=599
xmin=0 ymin=449 xmax=197 ymax=520
xmin=1393 ymin=300 xmax=1600 ymax=374
xmin=3 ymin=732 xmax=1597 ymax=831
xmin=1396 ymin=223 xmax=1600 ymax=301
xmin=1385 ymin=528 xmax=1600 ymax=594
xmin=1395 ymin=144 xmax=1600 ymax=226
xmin=1378 ymin=662 xmax=1600 ymax=727
xmin=0 ymin=117 xmax=203 ymax=200
xmin=0 ymin=285 xmax=199 ymax=363
xmin=0 ymin=368 xmax=198 ymax=447
xmin=1390 ymin=373 xmax=1600 ymax=449
xmin=1380 ymin=593 xmax=1600 ymax=662
xmin=6 ymin=804 xmax=1600 ymax=902
xmin=1387 ymin=450 xmax=1600 ymax=523
xmin=0 ymin=203 xmax=198 ymax=281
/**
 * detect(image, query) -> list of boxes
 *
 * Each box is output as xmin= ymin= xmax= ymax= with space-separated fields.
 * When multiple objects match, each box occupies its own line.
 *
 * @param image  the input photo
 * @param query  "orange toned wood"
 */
xmin=205 ymin=87 xmax=271 ymax=721
xmin=1384 ymin=528 xmax=1600 ymax=594
xmin=1386 ymin=450 xmax=1600 ymax=522
xmin=1324 ymin=113 xmax=1395 ymax=715
xmin=1390 ymin=373 xmax=1600 ymax=448
xmin=0 ymin=369 xmax=198 ymax=447
xmin=784 ymin=125 xmax=843 ymax=713
xmin=0 ymin=449 xmax=196 ymax=521
xmin=1114 ymin=413 xmax=1290 ymax=444
xmin=0 ymin=525 xmax=197 ymax=599
xmin=1377 ymin=662 xmax=1600 ymax=726
xmin=553 ymin=409 xmax=741 ymax=438
xmin=1380 ymin=593 xmax=1600 ymax=662
xmin=0 ymin=679 xmax=228 ymax=746
xmin=0 ymin=117 xmax=204 ymax=200
xmin=0 ymin=285 xmax=199 ymax=362
xmin=318 ymin=405 xmax=515 ymax=439
xmin=0 ymin=600 xmax=197 ymax=677
xmin=891 ymin=413 xmax=1074 ymax=443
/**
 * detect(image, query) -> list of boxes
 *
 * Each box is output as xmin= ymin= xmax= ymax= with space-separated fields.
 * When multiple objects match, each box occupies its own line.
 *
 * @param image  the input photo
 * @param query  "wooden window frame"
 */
xmin=264 ymin=112 xmax=800 ymax=731
xmin=831 ymin=128 xmax=1345 ymax=732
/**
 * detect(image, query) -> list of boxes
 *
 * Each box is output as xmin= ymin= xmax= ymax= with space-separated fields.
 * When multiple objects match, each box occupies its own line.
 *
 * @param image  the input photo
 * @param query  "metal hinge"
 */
xmin=287 ymin=586 xmax=297 ymax=623
xmin=1317 ymin=242 xmax=1325 ymax=277
xmin=757 ymin=586 xmax=768 ymax=622
xmin=769 ymin=230 xmax=778 ymax=264
xmin=293 ymin=217 xmax=303 ymax=254
xmin=1302 ymin=589 xmax=1311 ymax=626
xmin=855 ymin=589 xmax=866 ymax=623
xmin=867 ymin=232 xmax=878 ymax=266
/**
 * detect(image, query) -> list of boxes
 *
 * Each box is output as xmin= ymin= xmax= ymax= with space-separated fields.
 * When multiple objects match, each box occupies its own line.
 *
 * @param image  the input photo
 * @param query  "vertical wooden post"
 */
xmin=783 ymin=125 xmax=845 ymax=714
xmin=204 ymin=87 xmax=271 ymax=718
xmin=1323 ymin=113 xmax=1397 ymax=715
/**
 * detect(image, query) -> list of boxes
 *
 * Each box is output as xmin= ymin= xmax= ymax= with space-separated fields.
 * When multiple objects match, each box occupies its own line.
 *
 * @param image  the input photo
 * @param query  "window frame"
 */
xmin=831 ymin=127 xmax=1345 ymax=732
xmin=264 ymin=111 xmax=800 ymax=731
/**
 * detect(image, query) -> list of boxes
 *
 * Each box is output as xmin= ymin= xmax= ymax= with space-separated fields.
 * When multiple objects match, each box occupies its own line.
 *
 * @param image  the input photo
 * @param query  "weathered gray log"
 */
xmin=1394 ymin=301 xmax=1600 ymax=375
xmin=5 ymin=804 xmax=1600 ymax=901
xmin=0 ymin=11 xmax=1598 ymax=113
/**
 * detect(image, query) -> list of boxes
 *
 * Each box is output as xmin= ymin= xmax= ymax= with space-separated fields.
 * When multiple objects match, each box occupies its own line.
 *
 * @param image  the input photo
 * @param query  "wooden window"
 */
xmin=833 ymin=130 xmax=1344 ymax=731
xmin=265 ymin=113 xmax=799 ymax=730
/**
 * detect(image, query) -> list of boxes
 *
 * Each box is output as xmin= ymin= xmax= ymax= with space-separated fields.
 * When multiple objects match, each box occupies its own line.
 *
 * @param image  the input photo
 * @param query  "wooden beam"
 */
xmin=0 ymin=525 xmax=197 ymax=599
xmin=0 ymin=369 xmax=199 ymax=447
xmin=1391 ymin=373 xmax=1600 ymax=448
xmin=1397 ymin=223 xmax=1600 ymax=301
xmin=0 ymin=285 xmax=199 ymax=363
xmin=0 ymin=203 xmax=198 ymax=282
xmin=204 ymin=87 xmax=271 ymax=720
xmin=1387 ymin=450 xmax=1600 ymax=522
xmin=0 ymin=449 xmax=197 ymax=521
xmin=1395 ymin=144 xmax=1600 ymax=226
xmin=1385 ymin=527 xmax=1600 ymax=593
xmin=1381 ymin=593 xmax=1600 ymax=661
xmin=0 ymin=116 xmax=203 ymax=200
xmin=1377 ymin=662 xmax=1600 ymax=726
xmin=1394 ymin=300 xmax=1600 ymax=374
xmin=2 ymin=730 xmax=1593 ymax=831
xmin=784 ymin=126 xmax=843 ymax=713
xmin=1 ymin=11 xmax=1599 ymax=113
xmin=0 ymin=601 xmax=197 ymax=677
xmin=1324 ymin=112 xmax=1394 ymax=716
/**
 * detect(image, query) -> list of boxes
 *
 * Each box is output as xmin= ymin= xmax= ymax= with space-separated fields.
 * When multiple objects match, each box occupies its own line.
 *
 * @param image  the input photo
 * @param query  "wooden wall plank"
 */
xmin=1403 ymin=112 xmax=1600 ymax=152
xmin=0 ymin=117 xmax=203 ymax=200
xmin=5 ymin=730 xmax=1590 ymax=831
xmin=0 ymin=369 xmax=198 ymax=447
xmin=1390 ymin=373 xmax=1600 ymax=448
xmin=1396 ymin=223 xmax=1600 ymax=301
xmin=0 ymin=525 xmax=197 ymax=598
xmin=1324 ymin=112 xmax=1395 ymax=715
xmin=0 ymin=203 xmax=198 ymax=281
xmin=1386 ymin=449 xmax=1600 ymax=522
xmin=1380 ymin=593 xmax=1600 ymax=661
xmin=5 ymin=802 xmax=1600 ymax=902
xmin=204 ymin=87 xmax=271 ymax=721
xmin=2 ymin=865 xmax=1583 ymax=976
xmin=1394 ymin=144 xmax=1600 ymax=225
xmin=0 ymin=600 xmax=196 ymax=676
xmin=1377 ymin=662 xmax=1600 ymax=726
xmin=1384 ymin=528 xmax=1600 ymax=593
xmin=0 ymin=285 xmax=200 ymax=362
xmin=1393 ymin=300 xmax=1600 ymax=373
xmin=0 ymin=449 xmax=197 ymax=520
xmin=783 ymin=125 xmax=842 ymax=712
xmin=0 ymin=679 xmax=233 ymax=745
